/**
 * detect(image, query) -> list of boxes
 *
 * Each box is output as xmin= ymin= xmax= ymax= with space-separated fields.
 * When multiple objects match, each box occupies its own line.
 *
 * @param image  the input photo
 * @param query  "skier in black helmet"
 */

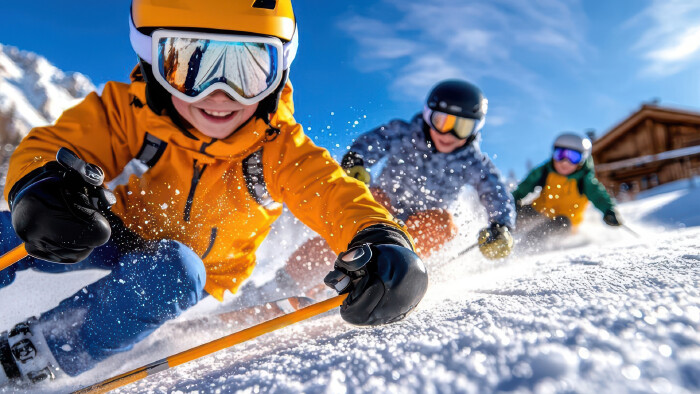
xmin=282 ymin=80 xmax=515 ymax=292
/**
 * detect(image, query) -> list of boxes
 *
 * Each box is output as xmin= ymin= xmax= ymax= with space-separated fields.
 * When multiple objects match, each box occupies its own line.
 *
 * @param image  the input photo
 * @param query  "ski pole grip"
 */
xmin=56 ymin=147 xmax=116 ymax=211
xmin=56 ymin=147 xmax=104 ymax=186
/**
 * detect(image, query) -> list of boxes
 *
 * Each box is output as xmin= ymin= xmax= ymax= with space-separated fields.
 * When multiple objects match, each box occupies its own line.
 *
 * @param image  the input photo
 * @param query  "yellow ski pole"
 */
xmin=73 ymin=293 xmax=348 ymax=394
xmin=0 ymin=243 xmax=28 ymax=272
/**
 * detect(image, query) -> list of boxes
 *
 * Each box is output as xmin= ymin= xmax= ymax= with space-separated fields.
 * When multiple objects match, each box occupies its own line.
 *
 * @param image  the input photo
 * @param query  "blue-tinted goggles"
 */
xmin=553 ymin=147 xmax=583 ymax=164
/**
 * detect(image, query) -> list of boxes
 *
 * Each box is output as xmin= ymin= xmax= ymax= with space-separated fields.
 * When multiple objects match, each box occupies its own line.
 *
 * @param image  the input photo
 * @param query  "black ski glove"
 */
xmin=603 ymin=209 xmax=622 ymax=227
xmin=324 ymin=224 xmax=428 ymax=326
xmin=341 ymin=151 xmax=370 ymax=184
xmin=8 ymin=148 xmax=115 ymax=263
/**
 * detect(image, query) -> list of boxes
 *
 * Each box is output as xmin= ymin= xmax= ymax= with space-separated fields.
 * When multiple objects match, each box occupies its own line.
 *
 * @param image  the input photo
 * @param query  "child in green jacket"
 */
xmin=512 ymin=133 xmax=622 ymax=243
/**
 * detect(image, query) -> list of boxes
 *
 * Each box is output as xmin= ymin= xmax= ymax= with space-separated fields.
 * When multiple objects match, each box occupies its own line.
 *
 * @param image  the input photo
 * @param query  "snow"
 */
xmin=0 ymin=178 xmax=698 ymax=393
xmin=0 ymin=43 xmax=95 ymax=132
xmin=0 ymin=43 xmax=95 ymax=206
xmin=0 ymin=44 xmax=94 ymax=121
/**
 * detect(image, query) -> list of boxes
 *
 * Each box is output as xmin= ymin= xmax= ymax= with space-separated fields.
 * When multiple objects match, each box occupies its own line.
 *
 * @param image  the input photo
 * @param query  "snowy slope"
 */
xmin=0 ymin=43 xmax=95 ymax=197
xmin=1 ymin=178 xmax=698 ymax=393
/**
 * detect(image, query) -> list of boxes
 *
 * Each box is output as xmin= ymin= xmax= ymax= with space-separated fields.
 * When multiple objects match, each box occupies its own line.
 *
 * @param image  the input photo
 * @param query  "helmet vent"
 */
xmin=252 ymin=0 xmax=277 ymax=10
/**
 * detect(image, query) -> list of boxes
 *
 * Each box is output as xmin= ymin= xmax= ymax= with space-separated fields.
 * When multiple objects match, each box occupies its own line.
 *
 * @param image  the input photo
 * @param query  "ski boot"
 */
xmin=0 ymin=317 xmax=61 ymax=387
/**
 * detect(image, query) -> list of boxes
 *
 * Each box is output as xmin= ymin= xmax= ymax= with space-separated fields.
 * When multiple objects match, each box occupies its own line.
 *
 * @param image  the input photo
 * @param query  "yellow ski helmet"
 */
xmin=131 ymin=0 xmax=296 ymax=42
xmin=129 ymin=0 xmax=298 ymax=117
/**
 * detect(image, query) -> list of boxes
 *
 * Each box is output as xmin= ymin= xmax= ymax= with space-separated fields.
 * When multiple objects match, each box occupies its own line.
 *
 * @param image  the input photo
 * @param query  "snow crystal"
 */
xmin=621 ymin=365 xmax=641 ymax=380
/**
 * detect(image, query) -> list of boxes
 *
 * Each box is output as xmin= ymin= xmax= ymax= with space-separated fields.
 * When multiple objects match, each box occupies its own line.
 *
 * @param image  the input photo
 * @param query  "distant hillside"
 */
xmin=0 ymin=43 xmax=95 ymax=204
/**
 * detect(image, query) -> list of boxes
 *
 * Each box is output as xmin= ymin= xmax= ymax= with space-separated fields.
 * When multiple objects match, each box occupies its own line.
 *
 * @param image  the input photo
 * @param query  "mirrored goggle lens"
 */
xmin=430 ymin=111 xmax=477 ymax=139
xmin=156 ymin=37 xmax=280 ymax=100
xmin=553 ymin=148 xmax=583 ymax=164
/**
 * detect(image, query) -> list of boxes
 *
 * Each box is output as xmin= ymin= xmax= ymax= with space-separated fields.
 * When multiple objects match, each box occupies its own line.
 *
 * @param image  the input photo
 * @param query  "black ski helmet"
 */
xmin=425 ymin=79 xmax=488 ymax=121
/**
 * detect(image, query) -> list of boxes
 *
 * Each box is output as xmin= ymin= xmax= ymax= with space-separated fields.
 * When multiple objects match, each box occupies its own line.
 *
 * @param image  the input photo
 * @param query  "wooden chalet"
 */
xmin=592 ymin=104 xmax=700 ymax=197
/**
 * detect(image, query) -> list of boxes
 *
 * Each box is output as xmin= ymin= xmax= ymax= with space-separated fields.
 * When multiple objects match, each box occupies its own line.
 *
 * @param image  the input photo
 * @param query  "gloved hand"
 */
xmin=603 ymin=209 xmax=622 ymax=227
xmin=324 ymin=224 xmax=428 ymax=326
xmin=341 ymin=151 xmax=370 ymax=185
xmin=477 ymin=223 xmax=514 ymax=260
xmin=9 ymin=148 xmax=115 ymax=263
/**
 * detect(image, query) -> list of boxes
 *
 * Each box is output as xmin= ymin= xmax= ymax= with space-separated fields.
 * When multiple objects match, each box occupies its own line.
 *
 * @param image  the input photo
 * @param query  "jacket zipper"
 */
xmin=184 ymin=160 xmax=207 ymax=222
xmin=183 ymin=141 xmax=215 ymax=222
xmin=201 ymin=227 xmax=218 ymax=259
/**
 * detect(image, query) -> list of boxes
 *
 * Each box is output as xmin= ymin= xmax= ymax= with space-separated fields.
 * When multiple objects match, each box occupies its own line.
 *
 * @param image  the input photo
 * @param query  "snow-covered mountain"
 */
xmin=0 ymin=43 xmax=95 ymax=197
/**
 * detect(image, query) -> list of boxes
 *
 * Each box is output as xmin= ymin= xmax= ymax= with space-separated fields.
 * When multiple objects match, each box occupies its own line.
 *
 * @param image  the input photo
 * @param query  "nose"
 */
xmin=203 ymin=90 xmax=236 ymax=104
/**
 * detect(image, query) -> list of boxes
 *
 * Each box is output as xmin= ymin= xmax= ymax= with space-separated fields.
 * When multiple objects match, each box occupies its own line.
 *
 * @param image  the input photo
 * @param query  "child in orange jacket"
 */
xmin=0 ymin=0 xmax=428 ymax=386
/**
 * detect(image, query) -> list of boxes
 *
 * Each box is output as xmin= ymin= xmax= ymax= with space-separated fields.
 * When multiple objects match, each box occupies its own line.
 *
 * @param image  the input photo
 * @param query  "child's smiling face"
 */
xmin=171 ymin=91 xmax=259 ymax=139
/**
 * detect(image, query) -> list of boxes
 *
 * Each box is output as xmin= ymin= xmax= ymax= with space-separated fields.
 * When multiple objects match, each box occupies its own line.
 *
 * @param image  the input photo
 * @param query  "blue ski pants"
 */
xmin=0 ymin=211 xmax=207 ymax=376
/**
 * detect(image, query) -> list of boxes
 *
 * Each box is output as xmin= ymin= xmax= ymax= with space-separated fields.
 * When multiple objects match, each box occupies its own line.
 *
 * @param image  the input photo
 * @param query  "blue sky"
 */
xmin=2 ymin=0 xmax=700 ymax=178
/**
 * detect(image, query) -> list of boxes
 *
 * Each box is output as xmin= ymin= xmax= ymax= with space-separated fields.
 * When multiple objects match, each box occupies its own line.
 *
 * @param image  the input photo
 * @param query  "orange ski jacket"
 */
xmin=5 ymin=69 xmax=409 ymax=300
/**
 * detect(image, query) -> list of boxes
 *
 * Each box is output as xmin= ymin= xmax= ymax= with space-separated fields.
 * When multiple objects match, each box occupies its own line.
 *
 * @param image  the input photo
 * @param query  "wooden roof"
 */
xmin=592 ymin=104 xmax=700 ymax=153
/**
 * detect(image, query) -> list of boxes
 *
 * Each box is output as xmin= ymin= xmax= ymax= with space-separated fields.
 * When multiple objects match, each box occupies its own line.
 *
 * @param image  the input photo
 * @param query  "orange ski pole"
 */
xmin=0 ymin=243 xmax=28 ymax=272
xmin=73 ymin=293 xmax=348 ymax=394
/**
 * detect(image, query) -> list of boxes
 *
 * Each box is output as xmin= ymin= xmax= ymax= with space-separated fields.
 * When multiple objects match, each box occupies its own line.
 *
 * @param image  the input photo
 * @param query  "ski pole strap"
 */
xmin=73 ymin=294 xmax=348 ymax=394
xmin=0 ymin=243 xmax=28 ymax=273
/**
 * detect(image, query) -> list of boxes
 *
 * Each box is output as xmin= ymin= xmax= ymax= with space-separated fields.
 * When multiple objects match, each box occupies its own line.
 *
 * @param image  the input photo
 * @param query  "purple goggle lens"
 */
xmin=553 ymin=148 xmax=583 ymax=164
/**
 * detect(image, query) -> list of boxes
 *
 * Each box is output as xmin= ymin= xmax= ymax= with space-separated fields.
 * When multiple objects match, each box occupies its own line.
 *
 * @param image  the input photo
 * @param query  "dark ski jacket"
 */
xmin=349 ymin=114 xmax=515 ymax=228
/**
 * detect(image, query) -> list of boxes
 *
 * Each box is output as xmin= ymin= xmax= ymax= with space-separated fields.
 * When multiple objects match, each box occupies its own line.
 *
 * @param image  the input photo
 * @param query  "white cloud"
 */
xmin=392 ymin=56 xmax=463 ymax=100
xmin=338 ymin=0 xmax=588 ymax=101
xmin=628 ymin=0 xmax=700 ymax=76
xmin=488 ymin=115 xmax=508 ymax=127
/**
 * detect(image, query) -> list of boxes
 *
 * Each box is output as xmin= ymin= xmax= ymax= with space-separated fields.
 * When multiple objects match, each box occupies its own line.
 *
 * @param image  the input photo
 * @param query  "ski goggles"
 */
xmin=423 ymin=107 xmax=484 ymax=140
xmin=130 ymin=18 xmax=299 ymax=105
xmin=553 ymin=147 xmax=583 ymax=164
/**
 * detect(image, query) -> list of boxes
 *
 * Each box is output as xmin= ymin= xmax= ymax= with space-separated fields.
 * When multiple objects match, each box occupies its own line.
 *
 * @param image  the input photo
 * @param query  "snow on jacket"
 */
xmin=5 ymin=67 xmax=408 ymax=300
xmin=348 ymin=114 xmax=516 ymax=229
xmin=511 ymin=157 xmax=615 ymax=226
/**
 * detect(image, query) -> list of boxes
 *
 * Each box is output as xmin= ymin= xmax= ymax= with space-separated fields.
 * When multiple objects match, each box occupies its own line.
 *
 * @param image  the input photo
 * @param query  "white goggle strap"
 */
xmin=474 ymin=117 xmax=485 ymax=133
xmin=129 ymin=13 xmax=298 ymax=70
xmin=422 ymin=105 xmax=433 ymax=129
xmin=129 ymin=14 xmax=152 ymax=64
xmin=282 ymin=25 xmax=298 ymax=70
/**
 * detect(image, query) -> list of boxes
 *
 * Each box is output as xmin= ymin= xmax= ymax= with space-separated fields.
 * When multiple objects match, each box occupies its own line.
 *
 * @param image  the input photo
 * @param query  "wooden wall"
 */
xmin=593 ymin=110 xmax=700 ymax=197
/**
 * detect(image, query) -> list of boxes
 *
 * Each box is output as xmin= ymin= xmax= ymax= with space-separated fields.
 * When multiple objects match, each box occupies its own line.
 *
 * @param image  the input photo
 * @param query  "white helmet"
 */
xmin=553 ymin=133 xmax=592 ymax=162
